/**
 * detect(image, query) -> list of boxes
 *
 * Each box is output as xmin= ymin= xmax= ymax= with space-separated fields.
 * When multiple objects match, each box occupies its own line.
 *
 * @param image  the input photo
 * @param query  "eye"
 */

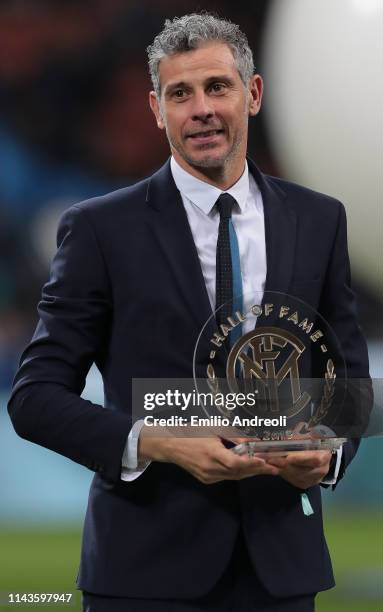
xmin=210 ymin=82 xmax=226 ymax=93
xmin=173 ymin=89 xmax=185 ymax=98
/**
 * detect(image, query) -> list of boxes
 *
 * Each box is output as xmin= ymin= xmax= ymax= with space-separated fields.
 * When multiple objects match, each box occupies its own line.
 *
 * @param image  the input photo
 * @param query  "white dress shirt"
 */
xmin=121 ymin=156 xmax=342 ymax=484
xmin=171 ymin=156 xmax=266 ymax=333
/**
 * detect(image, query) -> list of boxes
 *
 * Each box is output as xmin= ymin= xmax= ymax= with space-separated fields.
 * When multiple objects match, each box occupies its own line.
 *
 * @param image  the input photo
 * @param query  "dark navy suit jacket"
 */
xmin=8 ymin=158 xmax=370 ymax=598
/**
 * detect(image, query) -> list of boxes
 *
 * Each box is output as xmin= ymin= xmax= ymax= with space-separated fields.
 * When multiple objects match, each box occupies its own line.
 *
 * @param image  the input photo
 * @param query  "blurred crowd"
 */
xmin=0 ymin=0 xmax=380 ymax=390
xmin=0 ymin=0 xmax=271 ymax=389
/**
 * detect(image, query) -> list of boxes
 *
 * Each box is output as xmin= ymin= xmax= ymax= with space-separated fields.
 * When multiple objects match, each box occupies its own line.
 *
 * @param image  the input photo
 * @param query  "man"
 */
xmin=8 ymin=13 xmax=369 ymax=612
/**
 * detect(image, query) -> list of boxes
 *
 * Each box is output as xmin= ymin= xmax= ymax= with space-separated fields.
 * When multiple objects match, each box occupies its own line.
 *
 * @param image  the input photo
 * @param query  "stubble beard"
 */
xmin=166 ymin=126 xmax=245 ymax=177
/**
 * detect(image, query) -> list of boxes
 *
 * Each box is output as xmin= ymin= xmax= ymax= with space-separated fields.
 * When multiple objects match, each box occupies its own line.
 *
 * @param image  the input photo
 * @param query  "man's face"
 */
xmin=149 ymin=42 xmax=262 ymax=178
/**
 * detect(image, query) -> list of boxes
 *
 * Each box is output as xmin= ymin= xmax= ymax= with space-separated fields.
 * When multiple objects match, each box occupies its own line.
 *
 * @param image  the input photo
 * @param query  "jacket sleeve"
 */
xmin=7 ymin=205 xmax=132 ymax=483
xmin=317 ymin=201 xmax=372 ymax=487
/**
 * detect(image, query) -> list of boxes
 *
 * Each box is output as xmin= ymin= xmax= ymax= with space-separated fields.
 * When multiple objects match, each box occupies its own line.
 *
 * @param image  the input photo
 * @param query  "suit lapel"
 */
xmin=247 ymin=159 xmax=296 ymax=300
xmin=146 ymin=159 xmax=214 ymax=333
xmin=145 ymin=158 xmax=297 ymax=334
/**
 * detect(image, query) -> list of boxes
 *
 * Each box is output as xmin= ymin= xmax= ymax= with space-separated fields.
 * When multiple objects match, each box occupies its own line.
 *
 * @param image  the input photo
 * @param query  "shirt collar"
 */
xmin=170 ymin=156 xmax=249 ymax=216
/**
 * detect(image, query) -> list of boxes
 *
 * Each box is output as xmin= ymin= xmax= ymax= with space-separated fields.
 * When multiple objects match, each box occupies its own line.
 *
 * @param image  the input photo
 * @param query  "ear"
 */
xmin=149 ymin=91 xmax=165 ymax=129
xmin=248 ymin=74 xmax=263 ymax=117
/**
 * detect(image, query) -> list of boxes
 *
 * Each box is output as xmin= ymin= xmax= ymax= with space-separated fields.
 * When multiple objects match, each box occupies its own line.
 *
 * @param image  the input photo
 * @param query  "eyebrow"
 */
xmin=164 ymin=75 xmax=235 ymax=96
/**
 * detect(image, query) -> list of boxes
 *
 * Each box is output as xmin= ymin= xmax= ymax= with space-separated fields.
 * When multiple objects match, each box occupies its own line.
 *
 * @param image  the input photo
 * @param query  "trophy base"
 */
xmin=232 ymin=437 xmax=346 ymax=457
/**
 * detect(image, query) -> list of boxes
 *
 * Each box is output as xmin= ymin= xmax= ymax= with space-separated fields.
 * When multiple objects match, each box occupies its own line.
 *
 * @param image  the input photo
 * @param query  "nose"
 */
xmin=190 ymin=91 xmax=214 ymax=122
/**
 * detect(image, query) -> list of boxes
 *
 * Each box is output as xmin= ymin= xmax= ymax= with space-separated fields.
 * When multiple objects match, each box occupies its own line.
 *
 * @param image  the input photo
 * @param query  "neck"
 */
xmin=172 ymin=153 xmax=246 ymax=190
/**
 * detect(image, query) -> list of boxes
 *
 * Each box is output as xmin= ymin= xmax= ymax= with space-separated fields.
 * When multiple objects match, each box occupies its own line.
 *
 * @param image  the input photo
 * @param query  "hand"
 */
xmin=264 ymin=450 xmax=332 ymax=489
xmin=138 ymin=427 xmax=280 ymax=485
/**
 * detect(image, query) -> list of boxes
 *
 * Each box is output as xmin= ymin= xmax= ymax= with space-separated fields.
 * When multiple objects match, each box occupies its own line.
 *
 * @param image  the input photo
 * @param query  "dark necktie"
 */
xmin=215 ymin=193 xmax=243 ymax=337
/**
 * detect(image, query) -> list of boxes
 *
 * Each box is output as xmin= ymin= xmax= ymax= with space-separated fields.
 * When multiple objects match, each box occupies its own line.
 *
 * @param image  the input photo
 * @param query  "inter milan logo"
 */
xmin=226 ymin=328 xmax=311 ymax=418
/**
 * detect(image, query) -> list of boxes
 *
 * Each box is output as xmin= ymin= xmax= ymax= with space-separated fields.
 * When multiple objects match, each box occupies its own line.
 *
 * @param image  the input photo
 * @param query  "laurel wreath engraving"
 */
xmin=307 ymin=359 xmax=336 ymax=428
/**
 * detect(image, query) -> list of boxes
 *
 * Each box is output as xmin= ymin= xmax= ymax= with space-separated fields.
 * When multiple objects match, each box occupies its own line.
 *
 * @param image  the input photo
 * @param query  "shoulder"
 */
xmin=53 ymin=179 xmax=151 ymax=253
xmin=265 ymin=173 xmax=344 ymax=223
xmin=56 ymin=167 xmax=163 ymax=240
xmin=70 ymin=175 xmax=151 ymax=219
xmin=60 ymin=159 xmax=173 ymax=231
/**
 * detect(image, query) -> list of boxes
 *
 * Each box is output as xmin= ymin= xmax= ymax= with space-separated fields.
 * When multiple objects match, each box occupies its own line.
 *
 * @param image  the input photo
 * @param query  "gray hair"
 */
xmin=147 ymin=13 xmax=255 ymax=97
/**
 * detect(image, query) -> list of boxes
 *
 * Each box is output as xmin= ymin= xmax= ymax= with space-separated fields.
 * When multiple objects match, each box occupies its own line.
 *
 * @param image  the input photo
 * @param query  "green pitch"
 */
xmin=318 ymin=512 xmax=383 ymax=612
xmin=0 ymin=512 xmax=382 ymax=611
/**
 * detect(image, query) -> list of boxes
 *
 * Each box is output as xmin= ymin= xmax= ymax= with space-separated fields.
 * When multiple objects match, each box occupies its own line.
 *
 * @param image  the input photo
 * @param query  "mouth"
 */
xmin=187 ymin=129 xmax=224 ymax=141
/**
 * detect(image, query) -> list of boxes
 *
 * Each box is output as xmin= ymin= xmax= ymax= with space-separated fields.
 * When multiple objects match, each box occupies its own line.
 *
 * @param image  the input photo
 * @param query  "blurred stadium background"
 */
xmin=0 ymin=1 xmax=382 ymax=610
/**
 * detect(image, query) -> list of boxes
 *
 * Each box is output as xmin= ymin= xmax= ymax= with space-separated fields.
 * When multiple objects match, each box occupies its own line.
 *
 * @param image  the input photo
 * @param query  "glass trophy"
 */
xmin=193 ymin=291 xmax=348 ymax=454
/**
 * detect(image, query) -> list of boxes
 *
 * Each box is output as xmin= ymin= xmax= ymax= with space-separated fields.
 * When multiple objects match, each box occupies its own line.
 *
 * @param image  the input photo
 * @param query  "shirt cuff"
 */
xmin=321 ymin=447 xmax=343 ymax=485
xmin=121 ymin=419 xmax=151 ymax=482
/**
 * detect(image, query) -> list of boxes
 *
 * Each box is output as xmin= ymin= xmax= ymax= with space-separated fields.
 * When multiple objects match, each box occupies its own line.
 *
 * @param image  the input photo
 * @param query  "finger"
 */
xmin=201 ymin=453 xmax=279 ymax=480
xmin=237 ymin=462 xmax=280 ymax=479
xmin=287 ymin=450 xmax=331 ymax=468
xmin=214 ymin=446 xmax=281 ymax=476
xmin=254 ymin=451 xmax=289 ymax=462
xmin=267 ymin=452 xmax=329 ymax=471
xmin=236 ymin=454 xmax=281 ymax=473
xmin=287 ymin=470 xmax=326 ymax=489
xmin=264 ymin=456 xmax=289 ymax=468
xmin=280 ymin=462 xmax=329 ymax=485
xmin=216 ymin=450 xmax=268 ymax=471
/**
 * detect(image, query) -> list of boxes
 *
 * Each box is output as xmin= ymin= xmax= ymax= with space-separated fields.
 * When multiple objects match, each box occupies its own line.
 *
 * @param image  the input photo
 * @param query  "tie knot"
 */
xmin=216 ymin=193 xmax=236 ymax=220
